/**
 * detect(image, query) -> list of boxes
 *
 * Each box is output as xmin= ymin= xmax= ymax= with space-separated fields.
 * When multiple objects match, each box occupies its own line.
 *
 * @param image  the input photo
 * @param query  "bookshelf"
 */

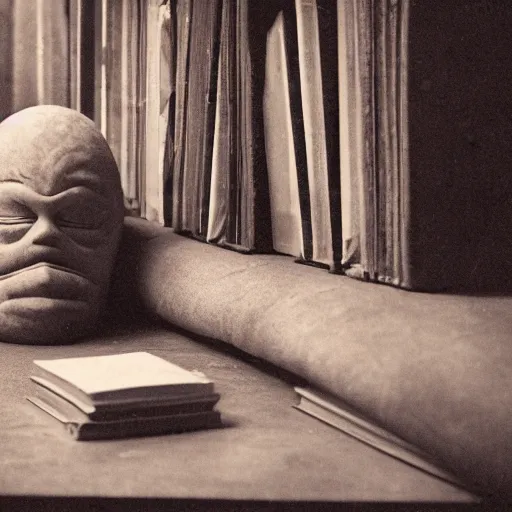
xmin=5 ymin=0 xmax=512 ymax=293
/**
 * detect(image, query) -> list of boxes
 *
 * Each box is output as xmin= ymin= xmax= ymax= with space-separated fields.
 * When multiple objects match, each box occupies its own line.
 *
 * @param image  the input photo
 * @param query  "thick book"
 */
xmin=337 ymin=0 xmax=370 ymax=271
xmin=93 ymin=0 xmax=141 ymax=213
xmin=230 ymin=0 xmax=274 ymax=252
xmin=294 ymin=0 xmax=341 ymax=271
xmin=294 ymin=387 xmax=464 ymax=487
xmin=31 ymin=352 xmax=216 ymax=410
xmin=263 ymin=7 xmax=304 ymax=258
xmin=206 ymin=0 xmax=236 ymax=245
xmin=178 ymin=0 xmax=274 ymax=252
xmin=31 ymin=376 xmax=220 ymax=421
xmin=178 ymin=0 xmax=222 ymax=237
xmin=142 ymin=0 xmax=174 ymax=224
xmin=28 ymin=395 xmax=222 ymax=441
xmin=171 ymin=0 xmax=192 ymax=232
xmin=340 ymin=1 xmax=512 ymax=292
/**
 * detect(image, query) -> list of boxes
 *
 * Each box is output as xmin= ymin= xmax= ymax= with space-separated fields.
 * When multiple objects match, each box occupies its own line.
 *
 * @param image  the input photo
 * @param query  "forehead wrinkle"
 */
xmin=0 ymin=178 xmax=23 ymax=184
xmin=0 ymin=180 xmax=97 ymax=203
xmin=14 ymin=171 xmax=31 ymax=182
xmin=40 ymin=147 xmax=105 ymax=195
xmin=0 ymin=160 xmax=39 ymax=189
xmin=0 ymin=105 xmax=123 ymax=202
xmin=28 ymin=129 xmax=120 ymax=197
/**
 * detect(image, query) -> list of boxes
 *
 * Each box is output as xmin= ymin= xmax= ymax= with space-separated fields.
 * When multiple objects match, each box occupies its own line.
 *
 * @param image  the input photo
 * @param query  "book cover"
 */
xmin=143 ymin=0 xmax=173 ymax=224
xmin=179 ymin=0 xmax=222 ymax=237
xmin=337 ymin=0 xmax=376 ymax=281
xmin=338 ymin=0 xmax=362 ymax=270
xmin=341 ymin=1 xmax=512 ymax=293
xmin=28 ymin=395 xmax=222 ymax=441
xmin=179 ymin=0 xmax=274 ymax=253
xmin=206 ymin=0 xmax=236 ymax=245
xmin=294 ymin=0 xmax=342 ymax=272
xmin=31 ymin=376 xmax=220 ymax=421
xmin=263 ymin=7 xmax=305 ymax=258
xmin=228 ymin=0 xmax=274 ymax=252
xmin=32 ymin=352 xmax=215 ymax=407
xmin=400 ymin=1 xmax=512 ymax=292
xmin=171 ymin=0 xmax=192 ymax=232
xmin=294 ymin=387 xmax=464 ymax=488
xmin=133 ymin=0 xmax=148 ymax=217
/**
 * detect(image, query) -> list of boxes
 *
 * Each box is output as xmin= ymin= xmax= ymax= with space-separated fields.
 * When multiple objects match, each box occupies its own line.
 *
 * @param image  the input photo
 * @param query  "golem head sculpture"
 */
xmin=0 ymin=105 xmax=125 ymax=344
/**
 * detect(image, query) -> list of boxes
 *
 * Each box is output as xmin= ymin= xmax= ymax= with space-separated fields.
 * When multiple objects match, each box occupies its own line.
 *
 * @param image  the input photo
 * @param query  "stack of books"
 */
xmin=27 ymin=352 xmax=221 ymax=441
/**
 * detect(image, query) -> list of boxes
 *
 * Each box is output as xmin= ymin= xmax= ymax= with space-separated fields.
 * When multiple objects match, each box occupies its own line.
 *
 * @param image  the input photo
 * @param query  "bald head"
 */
xmin=0 ymin=105 xmax=121 ymax=198
xmin=0 ymin=106 xmax=125 ymax=345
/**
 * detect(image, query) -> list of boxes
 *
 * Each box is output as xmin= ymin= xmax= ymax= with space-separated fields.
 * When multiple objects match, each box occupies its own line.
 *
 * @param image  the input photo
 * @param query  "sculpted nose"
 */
xmin=29 ymin=216 xmax=62 ymax=248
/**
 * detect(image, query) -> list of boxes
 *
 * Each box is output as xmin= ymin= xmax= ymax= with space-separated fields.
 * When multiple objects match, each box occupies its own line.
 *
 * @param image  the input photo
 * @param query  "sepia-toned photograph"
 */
xmin=0 ymin=0 xmax=511 ymax=510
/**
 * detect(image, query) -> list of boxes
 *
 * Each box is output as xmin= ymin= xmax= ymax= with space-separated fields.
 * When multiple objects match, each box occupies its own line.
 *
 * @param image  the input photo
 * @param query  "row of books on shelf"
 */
xmin=80 ymin=0 xmax=512 ymax=293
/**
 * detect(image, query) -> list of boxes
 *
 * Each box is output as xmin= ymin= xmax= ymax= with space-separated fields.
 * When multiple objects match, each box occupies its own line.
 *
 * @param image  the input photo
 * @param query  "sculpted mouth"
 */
xmin=0 ymin=262 xmax=100 ymax=344
xmin=0 ymin=243 xmax=70 ymax=273
xmin=0 ymin=262 xmax=88 ymax=280
xmin=0 ymin=262 xmax=95 ymax=303
xmin=0 ymin=296 xmax=90 ymax=318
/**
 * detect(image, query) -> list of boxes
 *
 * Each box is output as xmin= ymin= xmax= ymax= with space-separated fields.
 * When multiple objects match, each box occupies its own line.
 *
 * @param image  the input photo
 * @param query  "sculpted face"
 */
xmin=0 ymin=105 xmax=124 ymax=344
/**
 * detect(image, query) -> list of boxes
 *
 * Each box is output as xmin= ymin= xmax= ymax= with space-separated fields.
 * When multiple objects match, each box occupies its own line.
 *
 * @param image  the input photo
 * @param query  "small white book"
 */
xmin=32 ymin=352 xmax=215 ymax=409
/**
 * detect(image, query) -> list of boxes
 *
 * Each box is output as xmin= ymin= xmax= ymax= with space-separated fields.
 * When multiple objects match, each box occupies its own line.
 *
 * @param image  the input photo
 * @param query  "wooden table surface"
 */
xmin=0 ymin=319 xmax=476 ymax=508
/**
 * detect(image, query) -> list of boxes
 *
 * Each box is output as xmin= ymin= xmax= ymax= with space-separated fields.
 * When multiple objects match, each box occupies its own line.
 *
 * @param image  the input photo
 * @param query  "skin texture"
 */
xmin=0 ymin=105 xmax=125 ymax=344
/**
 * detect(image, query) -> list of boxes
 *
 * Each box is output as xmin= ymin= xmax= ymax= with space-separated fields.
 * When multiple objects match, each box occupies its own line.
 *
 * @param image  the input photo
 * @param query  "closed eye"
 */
xmin=56 ymin=205 xmax=109 ymax=230
xmin=0 ymin=216 xmax=36 ymax=225
xmin=58 ymin=219 xmax=98 ymax=229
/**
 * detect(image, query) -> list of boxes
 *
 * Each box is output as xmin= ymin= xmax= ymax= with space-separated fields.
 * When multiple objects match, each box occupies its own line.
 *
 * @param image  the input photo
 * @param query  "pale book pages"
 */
xmin=236 ymin=0 xmax=255 ymax=250
xmin=375 ymin=0 xmax=401 ymax=285
xmin=136 ymin=1 xmax=148 ymax=219
xmin=105 ymin=0 xmax=123 ymax=191
xmin=30 ymin=375 xmax=220 ymax=417
xmin=295 ymin=0 xmax=334 ymax=266
xmin=142 ymin=0 xmax=160 ymax=222
xmin=33 ymin=352 xmax=212 ymax=398
xmin=338 ymin=0 xmax=361 ymax=267
xmin=206 ymin=58 xmax=228 ymax=244
xmin=398 ymin=0 xmax=410 ymax=289
xmin=119 ymin=0 xmax=140 ymax=208
xmin=263 ymin=11 xmax=304 ymax=258
xmin=207 ymin=0 xmax=232 ymax=244
xmin=144 ymin=0 xmax=172 ymax=224
xmin=180 ymin=0 xmax=222 ymax=237
xmin=352 ymin=0 xmax=376 ymax=277
xmin=158 ymin=1 xmax=174 ymax=223
xmin=171 ymin=0 xmax=192 ymax=232
xmin=27 ymin=394 xmax=222 ymax=441
xmin=68 ymin=0 xmax=80 ymax=112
